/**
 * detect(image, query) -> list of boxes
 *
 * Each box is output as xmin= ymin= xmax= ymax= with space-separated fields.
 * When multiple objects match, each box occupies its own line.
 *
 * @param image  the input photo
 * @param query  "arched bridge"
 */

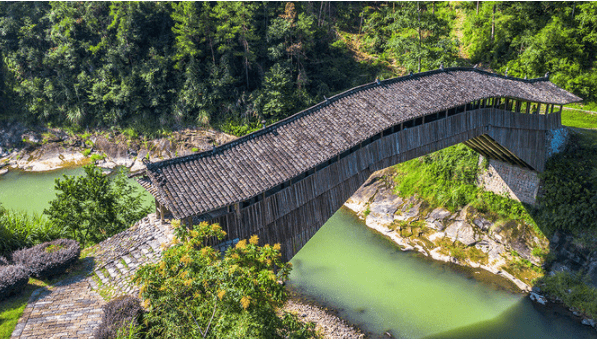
xmin=139 ymin=68 xmax=581 ymax=260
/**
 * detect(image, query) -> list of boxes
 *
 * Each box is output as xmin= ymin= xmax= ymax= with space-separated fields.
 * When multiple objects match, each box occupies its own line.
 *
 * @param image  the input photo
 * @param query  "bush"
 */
xmin=135 ymin=221 xmax=318 ymax=339
xmin=0 ymin=264 xmax=29 ymax=301
xmin=94 ymin=295 xmax=143 ymax=339
xmin=12 ymin=239 xmax=80 ymax=279
xmin=44 ymin=165 xmax=152 ymax=247
xmin=0 ymin=256 xmax=8 ymax=266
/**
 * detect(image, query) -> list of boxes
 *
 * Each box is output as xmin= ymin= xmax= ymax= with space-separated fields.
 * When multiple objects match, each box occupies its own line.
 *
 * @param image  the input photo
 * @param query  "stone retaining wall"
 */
xmin=477 ymin=157 xmax=540 ymax=205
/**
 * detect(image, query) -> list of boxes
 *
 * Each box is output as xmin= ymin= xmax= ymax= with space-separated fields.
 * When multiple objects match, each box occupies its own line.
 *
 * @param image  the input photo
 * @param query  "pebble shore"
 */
xmin=284 ymin=289 xmax=367 ymax=339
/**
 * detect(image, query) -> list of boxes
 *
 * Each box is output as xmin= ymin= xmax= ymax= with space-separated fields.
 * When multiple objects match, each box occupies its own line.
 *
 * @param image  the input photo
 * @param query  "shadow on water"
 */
xmin=423 ymin=298 xmax=597 ymax=339
xmin=289 ymin=207 xmax=597 ymax=339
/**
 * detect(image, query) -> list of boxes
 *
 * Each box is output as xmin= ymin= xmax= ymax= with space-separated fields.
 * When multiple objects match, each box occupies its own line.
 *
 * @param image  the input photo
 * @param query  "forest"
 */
xmin=0 ymin=2 xmax=596 ymax=135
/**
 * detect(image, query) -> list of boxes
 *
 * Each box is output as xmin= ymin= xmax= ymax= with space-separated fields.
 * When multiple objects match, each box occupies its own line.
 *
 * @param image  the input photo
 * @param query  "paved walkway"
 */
xmin=11 ymin=214 xmax=173 ymax=339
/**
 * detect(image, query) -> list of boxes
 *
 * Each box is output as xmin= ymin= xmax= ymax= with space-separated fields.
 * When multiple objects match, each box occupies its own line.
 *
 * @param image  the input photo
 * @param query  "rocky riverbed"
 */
xmin=344 ymin=167 xmax=597 ymax=332
xmin=344 ymin=168 xmax=544 ymax=292
xmin=284 ymin=289 xmax=366 ymax=339
xmin=0 ymin=121 xmax=236 ymax=174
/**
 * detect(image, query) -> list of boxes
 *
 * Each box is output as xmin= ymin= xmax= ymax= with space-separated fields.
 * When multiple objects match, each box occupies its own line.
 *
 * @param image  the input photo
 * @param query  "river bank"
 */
xmin=343 ymin=168 xmax=597 ymax=333
xmin=284 ymin=288 xmax=367 ymax=339
xmin=0 ymin=121 xmax=236 ymax=174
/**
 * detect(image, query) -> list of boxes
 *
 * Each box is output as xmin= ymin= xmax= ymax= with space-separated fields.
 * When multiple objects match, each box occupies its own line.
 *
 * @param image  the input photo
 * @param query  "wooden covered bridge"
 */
xmin=138 ymin=67 xmax=581 ymax=260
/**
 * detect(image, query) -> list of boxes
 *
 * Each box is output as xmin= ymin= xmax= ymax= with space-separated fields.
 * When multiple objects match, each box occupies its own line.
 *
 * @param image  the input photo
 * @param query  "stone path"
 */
xmin=11 ymin=214 xmax=174 ymax=339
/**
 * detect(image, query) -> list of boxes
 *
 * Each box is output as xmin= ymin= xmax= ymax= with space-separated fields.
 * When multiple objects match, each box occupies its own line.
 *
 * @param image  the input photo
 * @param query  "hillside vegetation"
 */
xmin=0 ymin=2 xmax=596 ymax=135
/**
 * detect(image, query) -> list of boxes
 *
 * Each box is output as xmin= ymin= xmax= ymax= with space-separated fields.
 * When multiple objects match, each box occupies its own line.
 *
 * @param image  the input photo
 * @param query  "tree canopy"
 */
xmin=0 ymin=2 xmax=595 ymax=134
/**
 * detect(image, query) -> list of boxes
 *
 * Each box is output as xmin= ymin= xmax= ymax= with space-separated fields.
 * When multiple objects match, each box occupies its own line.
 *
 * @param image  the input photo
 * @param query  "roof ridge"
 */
xmin=145 ymin=67 xmax=564 ymax=171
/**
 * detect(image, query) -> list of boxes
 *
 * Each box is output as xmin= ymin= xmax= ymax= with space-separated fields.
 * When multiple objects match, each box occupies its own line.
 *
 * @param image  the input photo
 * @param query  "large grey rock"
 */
xmin=426 ymin=207 xmax=451 ymax=231
xmin=529 ymin=292 xmax=547 ymax=305
xmin=395 ymin=198 xmax=421 ymax=221
xmin=367 ymin=188 xmax=402 ymax=226
xmin=95 ymin=136 xmax=129 ymax=160
xmin=473 ymin=217 xmax=493 ymax=231
xmin=487 ymin=242 xmax=506 ymax=261
xmin=445 ymin=221 xmax=479 ymax=246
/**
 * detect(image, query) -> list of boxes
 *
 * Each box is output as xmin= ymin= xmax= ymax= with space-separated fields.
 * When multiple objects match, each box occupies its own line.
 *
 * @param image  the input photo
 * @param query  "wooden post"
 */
xmin=526 ymin=102 xmax=531 ymax=114
xmin=559 ymin=105 xmax=563 ymax=114
xmin=536 ymin=103 xmax=541 ymax=114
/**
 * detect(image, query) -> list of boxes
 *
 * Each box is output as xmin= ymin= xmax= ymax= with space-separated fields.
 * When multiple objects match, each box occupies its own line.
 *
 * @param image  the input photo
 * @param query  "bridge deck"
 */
xmin=141 ymin=68 xmax=580 ymax=220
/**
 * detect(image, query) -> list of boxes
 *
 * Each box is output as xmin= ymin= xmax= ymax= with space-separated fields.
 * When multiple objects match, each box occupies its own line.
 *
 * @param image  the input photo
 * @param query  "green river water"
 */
xmin=0 ymin=169 xmax=595 ymax=338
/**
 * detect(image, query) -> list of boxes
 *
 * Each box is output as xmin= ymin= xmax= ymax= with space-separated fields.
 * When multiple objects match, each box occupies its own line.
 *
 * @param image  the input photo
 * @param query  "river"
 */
xmin=0 ymin=167 xmax=153 ymax=214
xmin=289 ymin=208 xmax=597 ymax=338
xmin=1 ymin=169 xmax=595 ymax=338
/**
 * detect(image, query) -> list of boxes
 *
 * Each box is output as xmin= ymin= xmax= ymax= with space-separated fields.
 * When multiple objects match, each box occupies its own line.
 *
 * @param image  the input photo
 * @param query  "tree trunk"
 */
xmin=418 ymin=3 xmax=421 ymax=73
xmin=491 ymin=4 xmax=496 ymax=44
xmin=318 ymin=1 xmax=323 ymax=26
xmin=476 ymin=1 xmax=479 ymax=15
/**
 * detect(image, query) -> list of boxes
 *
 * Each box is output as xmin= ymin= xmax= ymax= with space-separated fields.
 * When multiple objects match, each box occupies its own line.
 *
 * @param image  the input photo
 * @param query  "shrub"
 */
xmin=135 ymin=221 xmax=318 ymax=339
xmin=12 ymin=239 xmax=80 ymax=279
xmin=44 ymin=165 xmax=152 ymax=247
xmin=94 ymin=295 xmax=143 ymax=339
xmin=0 ymin=264 xmax=29 ymax=301
xmin=0 ymin=256 xmax=8 ymax=266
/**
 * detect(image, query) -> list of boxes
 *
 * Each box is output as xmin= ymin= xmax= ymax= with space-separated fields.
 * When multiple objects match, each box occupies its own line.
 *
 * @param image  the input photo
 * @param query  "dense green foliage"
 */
xmin=135 ymin=220 xmax=317 ymax=339
xmin=359 ymin=2 xmax=460 ymax=72
xmin=539 ymin=271 xmax=597 ymax=319
xmin=44 ymin=165 xmax=151 ymax=247
xmin=0 ymin=2 xmax=381 ymax=132
xmin=534 ymin=130 xmax=597 ymax=235
xmin=393 ymin=144 xmax=530 ymax=224
xmin=1 ymin=2 xmax=595 ymax=134
xmin=463 ymin=2 xmax=597 ymax=102
xmin=0 ymin=204 xmax=62 ymax=257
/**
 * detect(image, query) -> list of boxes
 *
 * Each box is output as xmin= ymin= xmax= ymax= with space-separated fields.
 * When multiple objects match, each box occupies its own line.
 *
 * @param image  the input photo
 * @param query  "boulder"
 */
xmin=529 ymin=292 xmax=547 ymax=305
xmin=425 ymin=207 xmax=451 ymax=230
xmin=95 ymin=136 xmax=128 ymax=160
xmin=367 ymin=189 xmax=401 ymax=227
xmin=444 ymin=221 xmax=479 ymax=246
xmin=473 ymin=217 xmax=493 ymax=231
xmin=129 ymin=159 xmax=146 ymax=174
xmin=395 ymin=199 xmax=422 ymax=221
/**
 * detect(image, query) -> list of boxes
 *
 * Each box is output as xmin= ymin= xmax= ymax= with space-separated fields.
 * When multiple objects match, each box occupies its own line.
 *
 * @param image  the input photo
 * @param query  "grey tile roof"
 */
xmin=142 ymin=68 xmax=582 ymax=219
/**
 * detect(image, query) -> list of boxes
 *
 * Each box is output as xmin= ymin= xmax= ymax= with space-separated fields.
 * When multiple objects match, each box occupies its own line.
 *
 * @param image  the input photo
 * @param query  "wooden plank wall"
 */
xmin=205 ymin=107 xmax=557 ymax=261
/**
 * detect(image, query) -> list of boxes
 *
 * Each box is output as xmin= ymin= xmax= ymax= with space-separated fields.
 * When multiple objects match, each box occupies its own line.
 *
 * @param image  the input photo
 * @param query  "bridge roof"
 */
xmin=141 ymin=68 xmax=581 ymax=219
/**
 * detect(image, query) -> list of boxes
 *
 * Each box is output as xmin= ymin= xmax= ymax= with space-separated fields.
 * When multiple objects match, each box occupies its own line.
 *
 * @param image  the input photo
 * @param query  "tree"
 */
xmin=135 ymin=220 xmax=317 ymax=339
xmin=383 ymin=2 xmax=458 ymax=72
xmin=44 ymin=164 xmax=151 ymax=246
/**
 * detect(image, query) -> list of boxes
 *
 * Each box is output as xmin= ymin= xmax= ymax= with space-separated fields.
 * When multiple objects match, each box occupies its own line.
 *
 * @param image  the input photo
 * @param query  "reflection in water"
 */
xmin=289 ymin=208 xmax=596 ymax=339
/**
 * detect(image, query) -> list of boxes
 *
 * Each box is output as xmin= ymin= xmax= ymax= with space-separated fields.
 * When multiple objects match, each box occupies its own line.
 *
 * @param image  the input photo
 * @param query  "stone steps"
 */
xmin=86 ymin=214 xmax=174 ymax=299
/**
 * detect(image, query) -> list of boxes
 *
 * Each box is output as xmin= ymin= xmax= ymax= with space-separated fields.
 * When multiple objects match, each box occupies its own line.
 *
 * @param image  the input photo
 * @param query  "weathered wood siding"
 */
xmin=205 ymin=108 xmax=558 ymax=260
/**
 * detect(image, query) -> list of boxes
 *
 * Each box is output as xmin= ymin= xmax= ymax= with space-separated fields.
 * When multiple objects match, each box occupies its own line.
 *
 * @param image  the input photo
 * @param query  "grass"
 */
xmin=0 ymin=256 xmax=93 ymax=339
xmin=562 ymin=109 xmax=597 ymax=129
xmin=539 ymin=271 xmax=597 ymax=319
xmin=0 ymin=206 xmax=63 ymax=257
xmin=0 ymin=282 xmax=37 ymax=339
xmin=392 ymin=144 xmax=532 ymax=224
xmin=565 ymin=101 xmax=597 ymax=112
